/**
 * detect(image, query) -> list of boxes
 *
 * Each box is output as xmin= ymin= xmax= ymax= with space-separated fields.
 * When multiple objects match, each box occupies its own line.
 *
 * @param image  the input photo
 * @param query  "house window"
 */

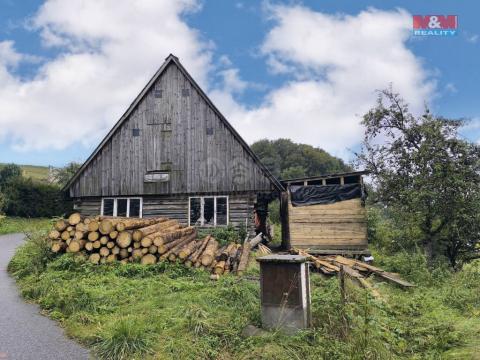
xmin=189 ymin=196 xmax=228 ymax=226
xmin=101 ymin=198 xmax=142 ymax=218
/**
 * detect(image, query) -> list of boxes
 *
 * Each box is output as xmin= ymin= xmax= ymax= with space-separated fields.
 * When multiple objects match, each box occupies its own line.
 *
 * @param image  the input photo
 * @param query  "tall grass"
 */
xmin=93 ymin=317 xmax=154 ymax=360
xmin=7 ymin=229 xmax=480 ymax=359
xmin=0 ymin=217 xmax=51 ymax=235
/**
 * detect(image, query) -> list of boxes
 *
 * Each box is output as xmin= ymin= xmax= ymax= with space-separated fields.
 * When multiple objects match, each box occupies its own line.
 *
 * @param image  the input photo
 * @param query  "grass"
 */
xmin=5 ymin=220 xmax=480 ymax=359
xmin=0 ymin=163 xmax=51 ymax=182
xmin=0 ymin=216 xmax=52 ymax=235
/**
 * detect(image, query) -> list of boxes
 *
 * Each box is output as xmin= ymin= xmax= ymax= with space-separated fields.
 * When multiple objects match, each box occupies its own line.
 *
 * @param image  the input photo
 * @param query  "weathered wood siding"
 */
xmin=74 ymin=193 xmax=256 ymax=236
xmin=288 ymin=198 xmax=367 ymax=250
xmin=69 ymin=62 xmax=272 ymax=197
xmin=73 ymin=198 xmax=102 ymax=217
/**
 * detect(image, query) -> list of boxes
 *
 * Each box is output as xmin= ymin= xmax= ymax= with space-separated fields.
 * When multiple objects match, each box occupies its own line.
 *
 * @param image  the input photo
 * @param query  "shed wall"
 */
xmin=287 ymin=198 xmax=367 ymax=250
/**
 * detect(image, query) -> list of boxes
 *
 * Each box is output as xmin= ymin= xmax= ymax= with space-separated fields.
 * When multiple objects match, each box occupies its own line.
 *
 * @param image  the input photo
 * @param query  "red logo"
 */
xmin=413 ymin=15 xmax=457 ymax=29
xmin=412 ymin=15 xmax=457 ymax=36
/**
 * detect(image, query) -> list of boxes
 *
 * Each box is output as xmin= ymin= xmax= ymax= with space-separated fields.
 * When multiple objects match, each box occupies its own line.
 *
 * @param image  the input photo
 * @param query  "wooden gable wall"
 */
xmin=69 ymin=62 xmax=273 ymax=197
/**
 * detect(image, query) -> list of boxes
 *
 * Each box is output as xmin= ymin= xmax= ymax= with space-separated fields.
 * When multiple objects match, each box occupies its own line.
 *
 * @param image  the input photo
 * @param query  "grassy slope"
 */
xmin=0 ymin=216 xmax=52 ymax=235
xmin=5 ymin=220 xmax=480 ymax=360
xmin=0 ymin=163 xmax=50 ymax=182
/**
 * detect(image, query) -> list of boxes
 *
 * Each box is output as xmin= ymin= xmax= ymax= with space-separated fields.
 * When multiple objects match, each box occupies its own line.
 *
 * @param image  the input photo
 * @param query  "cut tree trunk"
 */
xmin=99 ymin=219 xmax=114 ymax=235
xmin=153 ymin=227 xmax=195 ymax=246
xmin=200 ymin=238 xmax=219 ymax=266
xmin=54 ymin=219 xmax=68 ymax=232
xmin=141 ymin=237 xmax=153 ymax=248
xmin=117 ymin=231 xmax=133 ymax=248
xmin=68 ymin=240 xmax=81 ymax=253
xmin=237 ymin=241 xmax=252 ymax=276
xmin=48 ymin=230 xmax=60 ymax=240
xmin=51 ymin=242 xmax=64 ymax=253
xmin=137 ymin=220 xmax=179 ymax=238
xmin=75 ymin=223 xmax=87 ymax=232
xmin=99 ymin=247 xmax=110 ymax=257
xmin=141 ymin=254 xmax=157 ymax=265
xmin=178 ymin=240 xmax=199 ymax=260
xmin=89 ymin=253 xmax=100 ymax=264
xmin=159 ymin=233 xmax=195 ymax=256
xmin=88 ymin=231 xmax=100 ymax=242
xmin=68 ymin=213 xmax=82 ymax=226
xmin=88 ymin=221 xmax=99 ymax=232
xmin=187 ymin=235 xmax=211 ymax=265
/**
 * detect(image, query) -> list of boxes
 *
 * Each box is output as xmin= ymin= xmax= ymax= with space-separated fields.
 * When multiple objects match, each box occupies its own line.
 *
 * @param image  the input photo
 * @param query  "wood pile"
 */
xmin=291 ymin=248 xmax=415 ymax=289
xmin=48 ymin=213 xmax=252 ymax=276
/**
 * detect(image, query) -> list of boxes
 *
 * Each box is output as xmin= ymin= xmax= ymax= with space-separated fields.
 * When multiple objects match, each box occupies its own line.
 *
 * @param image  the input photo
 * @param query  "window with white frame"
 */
xmin=101 ymin=198 xmax=142 ymax=218
xmin=189 ymin=196 xmax=228 ymax=226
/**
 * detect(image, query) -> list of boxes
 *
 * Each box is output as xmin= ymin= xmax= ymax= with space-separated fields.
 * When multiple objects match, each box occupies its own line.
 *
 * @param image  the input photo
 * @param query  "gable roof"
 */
xmin=64 ymin=54 xmax=284 ymax=192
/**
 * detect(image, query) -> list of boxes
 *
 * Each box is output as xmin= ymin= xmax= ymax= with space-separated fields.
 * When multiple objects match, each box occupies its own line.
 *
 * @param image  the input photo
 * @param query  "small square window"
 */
xmin=181 ymin=88 xmax=190 ymax=97
xmin=132 ymin=128 xmax=140 ymax=137
xmin=206 ymin=127 xmax=213 ymax=135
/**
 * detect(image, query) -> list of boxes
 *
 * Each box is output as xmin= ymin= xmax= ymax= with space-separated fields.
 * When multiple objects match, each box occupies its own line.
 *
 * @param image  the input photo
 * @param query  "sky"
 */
xmin=0 ymin=0 xmax=478 ymax=167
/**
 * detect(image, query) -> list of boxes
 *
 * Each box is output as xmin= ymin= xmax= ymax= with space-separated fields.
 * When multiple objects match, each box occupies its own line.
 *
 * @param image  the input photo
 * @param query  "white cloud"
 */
xmin=211 ymin=5 xmax=436 ymax=158
xmin=0 ymin=0 xmax=211 ymax=150
xmin=445 ymin=82 xmax=458 ymax=94
xmin=0 ymin=2 xmax=436 ymax=162
xmin=466 ymin=33 xmax=478 ymax=43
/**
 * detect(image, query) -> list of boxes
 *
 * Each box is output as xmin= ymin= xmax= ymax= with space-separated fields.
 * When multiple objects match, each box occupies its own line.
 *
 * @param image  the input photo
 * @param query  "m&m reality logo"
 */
xmin=413 ymin=15 xmax=458 ymax=36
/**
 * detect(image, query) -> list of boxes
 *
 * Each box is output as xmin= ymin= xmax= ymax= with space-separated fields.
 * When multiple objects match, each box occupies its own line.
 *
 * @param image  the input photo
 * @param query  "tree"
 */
xmin=356 ymin=88 xmax=480 ymax=268
xmin=0 ymin=164 xmax=22 ymax=189
xmin=52 ymin=162 xmax=81 ymax=187
xmin=251 ymin=138 xmax=350 ymax=179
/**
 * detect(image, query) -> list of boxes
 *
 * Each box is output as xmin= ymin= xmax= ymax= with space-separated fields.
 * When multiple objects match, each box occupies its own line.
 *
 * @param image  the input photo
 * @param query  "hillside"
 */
xmin=0 ymin=163 xmax=51 ymax=182
xmin=251 ymin=139 xmax=350 ymax=180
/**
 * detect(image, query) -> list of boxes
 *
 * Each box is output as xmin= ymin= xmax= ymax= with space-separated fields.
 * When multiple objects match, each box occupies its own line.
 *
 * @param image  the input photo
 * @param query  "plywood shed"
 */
xmin=280 ymin=171 xmax=369 ymax=255
xmin=63 ymin=54 xmax=283 ymax=236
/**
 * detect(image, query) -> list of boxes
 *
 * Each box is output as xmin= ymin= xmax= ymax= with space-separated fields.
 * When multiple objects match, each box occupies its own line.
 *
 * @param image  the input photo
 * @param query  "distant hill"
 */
xmin=251 ymin=139 xmax=351 ymax=180
xmin=0 ymin=163 xmax=51 ymax=182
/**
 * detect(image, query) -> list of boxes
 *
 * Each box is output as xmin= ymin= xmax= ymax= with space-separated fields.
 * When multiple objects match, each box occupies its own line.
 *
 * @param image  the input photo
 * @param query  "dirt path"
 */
xmin=0 ymin=233 xmax=90 ymax=360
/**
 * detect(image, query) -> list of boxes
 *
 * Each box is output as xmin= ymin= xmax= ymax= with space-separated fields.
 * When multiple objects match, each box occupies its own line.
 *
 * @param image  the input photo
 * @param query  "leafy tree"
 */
xmin=52 ymin=162 xmax=81 ymax=187
xmin=0 ymin=164 xmax=22 ymax=189
xmin=251 ymin=138 xmax=350 ymax=179
xmin=356 ymin=88 xmax=480 ymax=268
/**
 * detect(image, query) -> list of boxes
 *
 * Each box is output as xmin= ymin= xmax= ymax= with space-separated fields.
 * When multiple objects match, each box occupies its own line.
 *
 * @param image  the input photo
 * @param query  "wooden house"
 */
xmin=279 ymin=171 xmax=369 ymax=254
xmin=64 ymin=54 xmax=283 ymax=235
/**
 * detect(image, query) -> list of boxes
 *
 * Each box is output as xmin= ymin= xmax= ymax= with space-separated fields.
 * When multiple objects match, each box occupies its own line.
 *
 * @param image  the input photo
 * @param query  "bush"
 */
xmin=2 ymin=177 xmax=71 ymax=217
xmin=8 ymin=233 xmax=57 ymax=278
xmin=199 ymin=225 xmax=246 ymax=246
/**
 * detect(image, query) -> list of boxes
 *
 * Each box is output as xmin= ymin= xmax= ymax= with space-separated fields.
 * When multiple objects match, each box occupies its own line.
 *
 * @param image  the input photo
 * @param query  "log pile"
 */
xmin=48 ymin=213 xmax=252 ymax=276
xmin=291 ymin=248 xmax=415 ymax=289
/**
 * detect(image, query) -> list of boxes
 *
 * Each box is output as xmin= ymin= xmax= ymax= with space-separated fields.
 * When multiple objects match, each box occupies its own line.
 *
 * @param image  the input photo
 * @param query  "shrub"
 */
xmin=8 ymin=233 xmax=56 ymax=278
xmin=2 ymin=176 xmax=71 ymax=217
xmin=93 ymin=317 xmax=154 ymax=360
xmin=199 ymin=224 xmax=246 ymax=246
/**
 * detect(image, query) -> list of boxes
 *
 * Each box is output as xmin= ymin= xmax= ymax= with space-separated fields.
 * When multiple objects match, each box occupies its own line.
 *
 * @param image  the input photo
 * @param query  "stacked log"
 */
xmin=47 ymin=213 xmax=251 ymax=277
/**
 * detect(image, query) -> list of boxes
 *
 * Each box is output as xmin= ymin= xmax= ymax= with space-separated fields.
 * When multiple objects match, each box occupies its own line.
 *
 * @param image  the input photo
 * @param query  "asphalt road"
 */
xmin=0 ymin=233 xmax=90 ymax=360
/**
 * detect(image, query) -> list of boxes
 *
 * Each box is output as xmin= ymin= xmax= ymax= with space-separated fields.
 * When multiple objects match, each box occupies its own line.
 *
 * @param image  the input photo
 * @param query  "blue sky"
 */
xmin=0 ymin=0 xmax=478 ymax=167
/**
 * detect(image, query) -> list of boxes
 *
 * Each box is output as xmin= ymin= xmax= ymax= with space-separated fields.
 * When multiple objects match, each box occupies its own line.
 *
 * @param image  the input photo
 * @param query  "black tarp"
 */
xmin=289 ymin=184 xmax=363 ymax=207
